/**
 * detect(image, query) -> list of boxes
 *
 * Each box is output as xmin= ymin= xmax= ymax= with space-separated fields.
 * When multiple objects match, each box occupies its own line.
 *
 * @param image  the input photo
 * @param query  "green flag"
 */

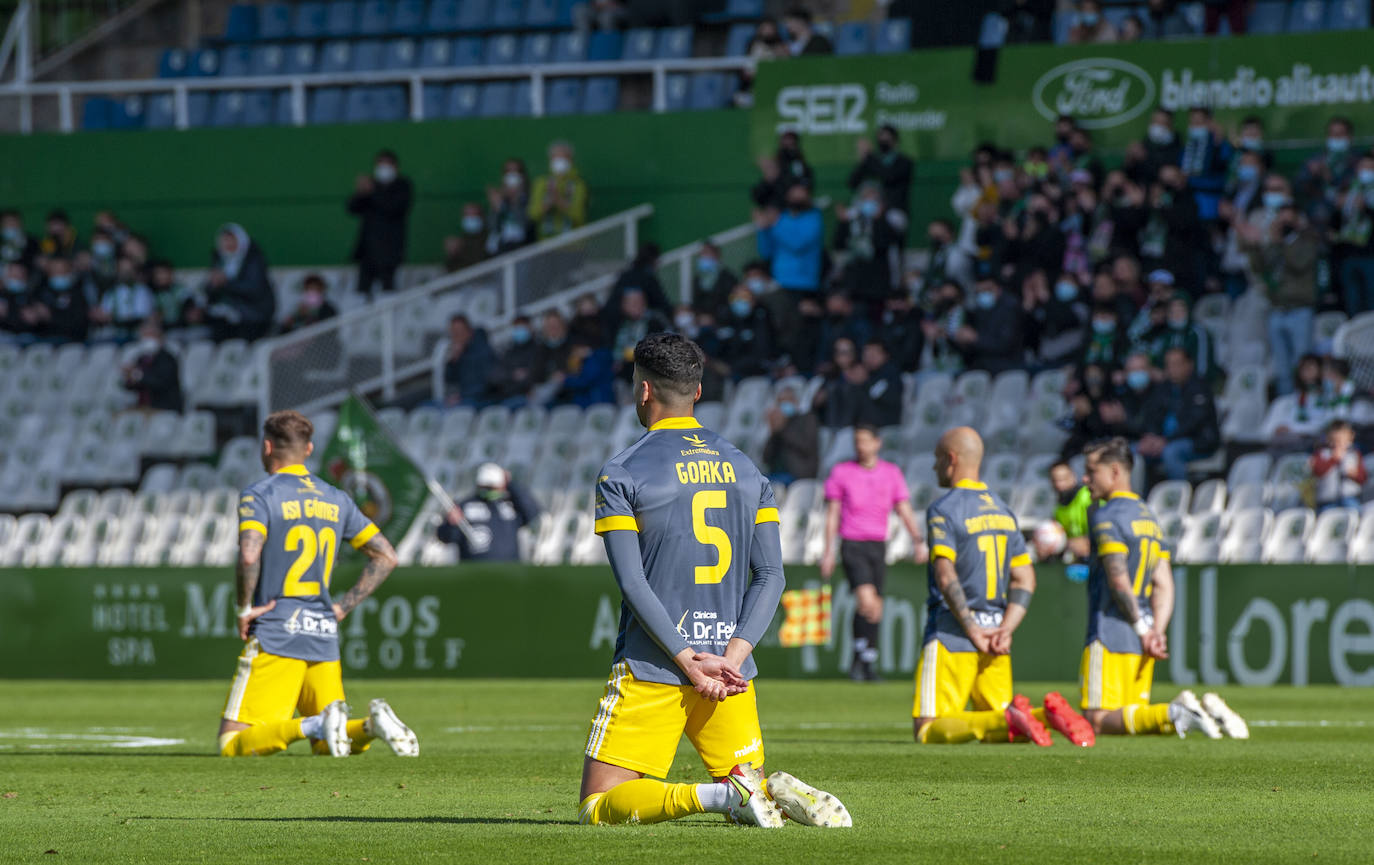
xmin=317 ymin=394 xmax=431 ymax=546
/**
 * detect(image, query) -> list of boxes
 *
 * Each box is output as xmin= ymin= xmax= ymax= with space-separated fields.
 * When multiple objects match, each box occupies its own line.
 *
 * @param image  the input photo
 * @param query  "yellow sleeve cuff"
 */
xmin=349 ymin=522 xmax=380 ymax=549
xmin=755 ymin=507 xmax=780 ymax=525
xmin=1098 ymin=541 xmax=1129 ymax=555
xmin=594 ymin=515 xmax=639 ymax=534
xmin=1009 ymin=553 xmax=1032 ymax=568
xmin=239 ymin=520 xmax=267 ymax=536
xmin=931 ymin=544 xmax=957 ymax=562
xmin=1158 ymin=549 xmax=1171 ymax=561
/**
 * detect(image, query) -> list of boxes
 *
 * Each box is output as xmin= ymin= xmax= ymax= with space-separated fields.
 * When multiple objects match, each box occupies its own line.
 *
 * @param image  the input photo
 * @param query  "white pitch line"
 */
xmin=0 ymin=729 xmax=185 ymax=748
xmin=442 ymin=719 xmax=1369 ymax=735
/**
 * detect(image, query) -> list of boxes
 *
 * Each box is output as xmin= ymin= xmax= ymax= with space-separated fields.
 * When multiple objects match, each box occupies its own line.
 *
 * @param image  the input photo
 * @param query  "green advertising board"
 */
xmin=0 ymin=564 xmax=1368 ymax=687
xmin=751 ymin=30 xmax=1374 ymax=166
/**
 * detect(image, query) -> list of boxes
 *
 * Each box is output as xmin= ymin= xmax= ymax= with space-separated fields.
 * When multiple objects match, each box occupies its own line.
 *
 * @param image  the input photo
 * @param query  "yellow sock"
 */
xmin=1032 ymin=708 xmax=1048 ymax=726
xmin=1123 ymin=703 xmax=1174 ymax=735
xmin=917 ymin=718 xmax=978 ymax=744
xmin=579 ymin=779 xmax=703 ymax=825
xmin=348 ymin=719 xmax=374 ymax=753
xmin=951 ymin=710 xmax=1009 ymax=742
xmin=219 ymin=719 xmax=304 ymax=757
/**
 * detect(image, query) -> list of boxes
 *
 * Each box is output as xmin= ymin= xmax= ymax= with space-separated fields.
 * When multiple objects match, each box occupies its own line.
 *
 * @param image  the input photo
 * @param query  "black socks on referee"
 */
xmin=852 ymin=614 xmax=880 ymax=665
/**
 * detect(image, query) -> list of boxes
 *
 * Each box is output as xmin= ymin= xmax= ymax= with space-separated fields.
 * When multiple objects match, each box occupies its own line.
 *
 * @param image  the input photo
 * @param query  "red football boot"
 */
xmin=1043 ymin=691 xmax=1096 ymax=747
xmin=1005 ymin=694 xmax=1053 ymax=746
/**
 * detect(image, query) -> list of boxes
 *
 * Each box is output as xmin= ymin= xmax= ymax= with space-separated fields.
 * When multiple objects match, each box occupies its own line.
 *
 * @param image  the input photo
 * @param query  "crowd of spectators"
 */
xmin=1002 ymin=0 xmax=1259 ymax=45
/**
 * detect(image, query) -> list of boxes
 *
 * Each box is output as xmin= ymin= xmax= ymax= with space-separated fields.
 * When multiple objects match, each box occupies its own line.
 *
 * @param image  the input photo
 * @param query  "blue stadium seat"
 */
xmin=385 ymin=37 xmax=418 ymax=68
xmin=225 ymin=4 xmax=259 ymax=42
xmin=392 ymin=0 xmax=425 ymax=33
xmin=725 ymin=23 xmax=754 ymax=56
xmin=344 ymin=86 xmax=374 ymax=122
xmin=834 ymin=21 xmax=871 ymax=56
xmin=284 ymin=43 xmax=318 ymax=75
xmin=325 ymin=1 xmax=359 ymax=37
xmin=703 ymin=0 xmax=763 ymax=22
xmin=622 ymin=28 xmax=655 ymax=62
xmin=220 ymin=45 xmax=253 ymax=78
xmin=293 ymin=1 xmax=328 ymax=38
xmin=553 ymin=30 xmax=587 ymax=63
xmin=344 ymin=85 xmax=406 ymax=122
xmin=359 ymin=0 xmax=392 ymax=35
xmin=427 ymin=0 xmax=460 ymax=32
xmin=479 ymin=81 xmax=513 ymax=115
xmin=1288 ymin=0 xmax=1327 ymax=31
xmin=184 ymin=91 xmax=211 ymax=127
xmin=352 ymin=39 xmax=385 ymax=70
xmin=158 ymin=48 xmax=189 ymax=78
xmin=448 ymin=82 xmax=481 ymax=116
xmin=655 ymin=26 xmax=692 ymax=59
xmin=521 ymin=32 xmax=555 ymax=65
xmin=242 ymin=90 xmax=276 ymax=126
xmin=582 ymin=76 xmax=617 ymax=113
xmin=110 ymin=95 xmax=146 ymax=130
xmin=259 ymin=3 xmax=293 ymax=40
xmin=490 ymin=0 xmax=523 ymax=29
xmin=485 ymin=33 xmax=519 ymax=65
xmin=1102 ymin=6 xmax=1133 ymax=31
xmin=420 ymin=37 xmax=453 ymax=67
xmin=190 ymin=48 xmax=220 ymax=77
xmin=663 ymin=73 xmax=689 ymax=111
xmin=876 ymin=18 xmax=910 ymax=53
xmin=511 ymin=80 xmax=531 ymax=115
xmin=146 ymin=94 xmax=175 ymax=129
xmin=210 ymin=91 xmax=246 ymax=127
xmin=422 ymin=83 xmax=449 ymax=118
xmin=251 ymin=44 xmax=287 ymax=76
xmin=453 ymin=36 xmax=485 ymax=65
xmin=320 ymin=40 xmax=354 ymax=73
xmin=1247 ymin=1 xmax=1288 ymax=33
xmin=81 ymin=96 xmax=114 ymax=130
xmin=376 ymin=85 xmax=407 ymax=120
xmin=274 ymin=90 xmax=296 ymax=125
xmin=545 ymin=78 xmax=582 ymax=115
xmin=309 ymin=87 xmax=346 ymax=124
xmin=688 ymin=72 xmax=726 ymax=110
xmin=1329 ymin=0 xmax=1371 ymax=28
xmin=456 ymin=0 xmax=492 ymax=30
xmin=523 ymin=0 xmax=561 ymax=28
xmin=587 ymin=31 xmax=622 ymax=61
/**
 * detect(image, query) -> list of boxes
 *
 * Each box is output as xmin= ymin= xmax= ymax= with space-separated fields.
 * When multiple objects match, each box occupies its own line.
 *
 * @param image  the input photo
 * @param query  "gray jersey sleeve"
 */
xmin=339 ymin=493 xmax=380 ymax=550
xmin=602 ymin=523 xmax=692 ymax=661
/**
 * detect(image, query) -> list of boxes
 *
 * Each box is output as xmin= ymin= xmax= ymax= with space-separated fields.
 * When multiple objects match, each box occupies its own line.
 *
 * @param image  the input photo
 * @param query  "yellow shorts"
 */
xmin=913 ymin=640 xmax=1013 ymax=718
xmin=584 ymin=661 xmax=764 ymax=779
xmin=221 ymin=638 xmax=346 ymax=725
xmin=1079 ymin=641 xmax=1155 ymax=711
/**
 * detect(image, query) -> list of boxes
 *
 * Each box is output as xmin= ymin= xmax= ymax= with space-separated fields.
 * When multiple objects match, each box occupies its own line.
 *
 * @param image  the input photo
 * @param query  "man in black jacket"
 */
xmin=858 ymin=340 xmax=904 ymax=427
xmin=348 ymin=149 xmax=413 ymax=298
xmin=122 ymin=319 xmax=184 ymax=411
xmin=437 ymin=463 xmax=540 ymax=562
xmin=31 ymin=257 xmax=88 ymax=343
xmin=602 ymin=243 xmax=670 ymax=334
xmin=848 ymin=125 xmax=914 ymax=232
xmin=955 ymin=277 xmax=1025 ymax=373
xmin=1133 ymin=347 xmax=1218 ymax=481
xmin=834 ymin=183 xmax=901 ymax=317
xmin=690 ymin=241 xmax=737 ymax=318
xmin=714 ymin=284 xmax=775 ymax=380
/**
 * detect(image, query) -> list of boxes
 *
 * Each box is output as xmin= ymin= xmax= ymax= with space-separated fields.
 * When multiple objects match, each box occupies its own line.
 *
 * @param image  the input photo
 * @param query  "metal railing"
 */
xmin=258 ymin=203 xmax=651 ymax=420
xmin=0 ymin=55 xmax=751 ymax=133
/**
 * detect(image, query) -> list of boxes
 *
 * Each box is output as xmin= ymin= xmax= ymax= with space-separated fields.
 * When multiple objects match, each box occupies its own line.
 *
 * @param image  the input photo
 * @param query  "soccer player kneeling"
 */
xmin=218 ymin=411 xmax=420 ymax=758
xmin=1078 ymin=438 xmax=1249 ymax=740
xmin=579 ymin=334 xmax=850 ymax=828
xmin=913 ymin=427 xmax=1094 ymax=747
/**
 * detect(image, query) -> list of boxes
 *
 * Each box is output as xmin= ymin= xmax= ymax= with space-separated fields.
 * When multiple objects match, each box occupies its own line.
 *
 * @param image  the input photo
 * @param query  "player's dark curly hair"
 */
xmin=1083 ymin=436 xmax=1133 ymax=470
xmin=633 ymin=332 xmax=704 ymax=403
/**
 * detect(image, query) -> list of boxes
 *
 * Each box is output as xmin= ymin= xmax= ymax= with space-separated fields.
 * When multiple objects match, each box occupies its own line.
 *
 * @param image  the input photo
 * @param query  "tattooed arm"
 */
xmin=235 ymin=529 xmax=272 ymax=640
xmin=933 ymin=556 xmax=991 ymax=654
xmin=332 ymin=533 xmax=399 ymax=620
xmin=1102 ymin=553 xmax=1141 ymax=622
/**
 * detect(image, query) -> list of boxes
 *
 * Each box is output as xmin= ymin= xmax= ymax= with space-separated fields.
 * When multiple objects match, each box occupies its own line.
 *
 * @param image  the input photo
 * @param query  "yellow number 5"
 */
xmin=283 ymin=525 xmax=338 ymax=597
xmin=976 ymin=534 xmax=1007 ymax=600
xmin=692 ymin=490 xmax=732 ymax=584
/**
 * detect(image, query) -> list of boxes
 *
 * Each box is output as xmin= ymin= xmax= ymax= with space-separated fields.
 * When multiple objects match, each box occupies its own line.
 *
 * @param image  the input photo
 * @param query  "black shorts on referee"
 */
xmin=840 ymin=539 xmax=887 ymax=593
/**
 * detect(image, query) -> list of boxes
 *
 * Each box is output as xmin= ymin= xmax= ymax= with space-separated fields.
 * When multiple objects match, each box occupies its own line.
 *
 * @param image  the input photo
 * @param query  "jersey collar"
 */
xmin=273 ymin=464 xmax=310 ymax=476
xmin=648 ymin=416 xmax=702 ymax=431
xmin=954 ymin=479 xmax=988 ymax=490
xmin=1108 ymin=490 xmax=1140 ymax=500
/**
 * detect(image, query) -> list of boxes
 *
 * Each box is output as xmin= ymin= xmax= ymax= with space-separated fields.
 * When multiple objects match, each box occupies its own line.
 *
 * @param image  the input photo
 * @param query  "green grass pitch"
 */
xmin=1 ymin=679 xmax=1371 ymax=864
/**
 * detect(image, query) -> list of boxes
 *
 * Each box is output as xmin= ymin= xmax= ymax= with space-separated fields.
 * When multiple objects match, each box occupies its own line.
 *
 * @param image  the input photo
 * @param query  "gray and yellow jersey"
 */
xmin=1086 ymin=491 xmax=1170 ymax=654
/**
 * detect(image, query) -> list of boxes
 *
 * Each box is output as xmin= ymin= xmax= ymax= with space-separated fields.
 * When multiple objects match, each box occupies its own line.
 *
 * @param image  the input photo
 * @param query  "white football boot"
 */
xmin=321 ymin=699 xmax=352 ymax=757
xmin=766 ymin=772 xmax=853 ymax=828
xmin=722 ymin=764 xmax=784 ymax=828
xmin=1202 ymin=692 xmax=1250 ymax=740
xmin=369 ymin=698 xmax=420 ymax=756
xmin=1168 ymin=690 xmax=1223 ymax=740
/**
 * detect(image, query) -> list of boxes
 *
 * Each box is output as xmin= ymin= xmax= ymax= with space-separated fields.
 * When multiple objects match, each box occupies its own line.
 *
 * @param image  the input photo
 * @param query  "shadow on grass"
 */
xmin=134 ymin=815 xmax=579 ymax=827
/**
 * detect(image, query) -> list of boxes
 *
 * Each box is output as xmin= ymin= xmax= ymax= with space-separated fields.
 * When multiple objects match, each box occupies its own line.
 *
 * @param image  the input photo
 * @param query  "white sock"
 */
xmin=695 ymin=782 xmax=735 ymax=813
xmin=300 ymin=713 xmax=324 ymax=739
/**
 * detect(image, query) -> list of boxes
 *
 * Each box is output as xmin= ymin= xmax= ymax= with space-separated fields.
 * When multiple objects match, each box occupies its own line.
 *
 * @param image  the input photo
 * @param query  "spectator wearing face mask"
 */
xmin=0 ymin=261 xmax=34 ymax=340
xmin=734 ymin=19 xmax=788 ymax=108
xmin=443 ymin=202 xmax=490 ymax=273
xmin=30 ymin=256 xmax=88 ymax=343
xmin=533 ymin=309 xmax=573 ymax=387
xmin=714 ymin=285 xmax=774 ymax=380
xmin=554 ymin=326 xmax=615 ymax=408
xmin=280 ymin=274 xmax=338 ymax=334
xmin=85 ymin=227 xmax=119 ymax=295
xmin=1239 ymin=200 xmax=1321 ymax=395
xmin=1025 ymin=270 xmax=1088 ymax=367
xmin=954 ymin=277 xmax=1024 ymax=373
xmin=763 ymin=385 xmax=820 ymax=486
xmin=834 ymin=183 xmax=901 ymax=317
xmin=782 ymin=6 xmax=833 ymax=56
xmin=879 ymin=292 xmax=924 ymax=372
xmin=1133 ymin=347 xmax=1219 ymax=481
xmin=1140 ymin=108 xmax=1181 ymax=186
xmin=38 ymin=210 xmax=77 ymax=261
xmin=813 ymin=338 xmax=871 ymax=429
xmin=92 ymin=256 xmax=155 ymax=343
xmin=443 ymin=314 xmax=494 ymax=408
xmin=147 ymin=259 xmax=197 ymax=331
xmin=1297 ymin=117 xmax=1357 ymax=224
xmin=756 ymin=184 xmax=824 ymax=347
xmin=1138 ymin=164 xmax=1202 ymax=291
xmin=348 ymin=149 xmax=413 ymax=298
xmin=1079 ymin=302 xmax=1128 ymax=375
xmin=120 ymin=318 xmax=183 ymax=411
xmin=437 ymin=463 xmax=540 ymax=562
xmin=1068 ymin=0 xmax=1118 ymax=43
xmin=814 ymin=292 xmax=872 ymax=376
xmin=1063 ymin=360 xmax=1137 ymax=458
xmin=849 ymin=125 xmax=915 ymax=232
xmin=610 ymin=288 xmax=667 ymax=382
xmin=922 ymin=219 xmax=964 ymax=289
xmin=1333 ymin=151 xmax=1374 ymax=315
xmin=529 ymin=141 xmax=588 ymax=240
xmin=691 ymin=241 xmax=737 ymax=319
xmin=1148 ymin=293 xmax=1212 ymax=380
xmin=921 ymin=279 xmax=967 ymax=373
xmin=0 ymin=210 xmax=36 ymax=269
xmin=1180 ymin=106 xmax=1234 ymax=222
xmin=489 ymin=315 xmax=541 ymax=408
xmin=604 ymin=243 xmax=670 ymax=335
xmin=772 ymin=130 xmax=815 ymax=198
xmin=203 ymin=223 xmax=276 ymax=343
xmin=858 ymin=340 xmax=903 ymax=428
xmin=1312 ymin=420 xmax=1367 ymax=513
xmin=486 ymin=158 xmax=535 ymax=255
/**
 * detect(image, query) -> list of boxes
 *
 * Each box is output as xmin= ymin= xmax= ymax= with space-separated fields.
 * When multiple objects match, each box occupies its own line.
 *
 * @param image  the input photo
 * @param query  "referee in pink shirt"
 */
xmin=820 ymin=424 xmax=928 ymax=681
